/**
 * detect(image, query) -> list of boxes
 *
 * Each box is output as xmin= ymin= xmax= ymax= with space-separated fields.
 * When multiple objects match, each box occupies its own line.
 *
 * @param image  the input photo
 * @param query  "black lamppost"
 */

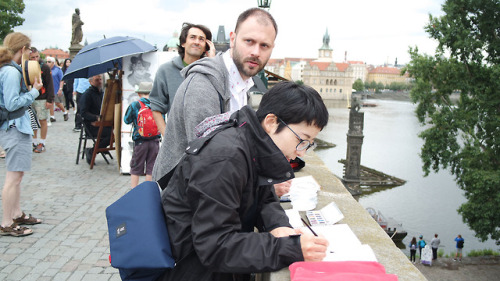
xmin=257 ymin=0 xmax=272 ymax=9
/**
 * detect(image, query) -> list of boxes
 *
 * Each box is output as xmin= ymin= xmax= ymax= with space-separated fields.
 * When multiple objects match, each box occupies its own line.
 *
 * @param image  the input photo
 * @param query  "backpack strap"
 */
xmin=0 ymin=106 xmax=29 ymax=123
xmin=137 ymin=100 xmax=150 ymax=109
xmin=0 ymin=62 xmax=29 ymax=124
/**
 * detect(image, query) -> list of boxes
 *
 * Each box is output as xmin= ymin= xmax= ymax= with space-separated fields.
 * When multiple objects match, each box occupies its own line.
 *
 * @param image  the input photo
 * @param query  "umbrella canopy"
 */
xmin=63 ymin=36 xmax=157 ymax=80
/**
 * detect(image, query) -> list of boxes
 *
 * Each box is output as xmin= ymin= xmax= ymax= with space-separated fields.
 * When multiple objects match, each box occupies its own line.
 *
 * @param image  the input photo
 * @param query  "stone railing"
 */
xmin=259 ymin=152 xmax=427 ymax=281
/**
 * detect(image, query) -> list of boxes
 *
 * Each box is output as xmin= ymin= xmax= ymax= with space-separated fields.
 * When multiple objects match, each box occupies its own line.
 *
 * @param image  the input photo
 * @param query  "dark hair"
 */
xmin=30 ymin=46 xmax=39 ymax=53
xmin=177 ymin=22 xmax=212 ymax=59
xmin=235 ymin=8 xmax=278 ymax=37
xmin=256 ymin=81 xmax=328 ymax=131
xmin=62 ymin=58 xmax=72 ymax=73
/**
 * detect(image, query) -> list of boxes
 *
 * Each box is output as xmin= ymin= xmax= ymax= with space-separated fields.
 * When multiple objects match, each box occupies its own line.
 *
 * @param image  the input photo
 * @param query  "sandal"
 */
xmin=13 ymin=212 xmax=42 ymax=225
xmin=0 ymin=223 xmax=33 ymax=237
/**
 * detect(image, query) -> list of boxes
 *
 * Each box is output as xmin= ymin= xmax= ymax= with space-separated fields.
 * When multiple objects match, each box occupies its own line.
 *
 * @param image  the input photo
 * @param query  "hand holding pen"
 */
xmin=297 ymin=218 xmax=329 ymax=261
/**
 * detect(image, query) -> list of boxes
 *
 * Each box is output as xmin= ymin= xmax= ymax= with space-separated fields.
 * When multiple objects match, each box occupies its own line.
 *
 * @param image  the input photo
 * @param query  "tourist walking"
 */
xmin=46 ymin=57 xmax=68 ymax=122
xmin=61 ymin=58 xmax=75 ymax=113
xmin=29 ymin=47 xmax=54 ymax=153
xmin=72 ymin=77 xmax=90 ymax=132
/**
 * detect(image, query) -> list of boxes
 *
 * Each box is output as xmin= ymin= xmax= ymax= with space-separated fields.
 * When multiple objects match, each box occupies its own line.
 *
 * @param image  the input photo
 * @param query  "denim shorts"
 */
xmin=0 ymin=127 xmax=32 ymax=171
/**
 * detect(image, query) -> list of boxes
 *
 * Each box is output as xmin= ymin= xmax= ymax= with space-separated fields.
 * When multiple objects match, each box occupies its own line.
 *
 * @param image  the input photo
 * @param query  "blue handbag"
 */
xmin=106 ymin=180 xmax=175 ymax=280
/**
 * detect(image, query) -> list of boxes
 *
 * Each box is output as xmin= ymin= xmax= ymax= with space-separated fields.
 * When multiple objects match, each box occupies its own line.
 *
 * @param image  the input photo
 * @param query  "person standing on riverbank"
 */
xmin=431 ymin=233 xmax=441 ymax=260
xmin=418 ymin=235 xmax=427 ymax=260
xmin=409 ymin=237 xmax=417 ymax=263
xmin=454 ymin=234 xmax=464 ymax=261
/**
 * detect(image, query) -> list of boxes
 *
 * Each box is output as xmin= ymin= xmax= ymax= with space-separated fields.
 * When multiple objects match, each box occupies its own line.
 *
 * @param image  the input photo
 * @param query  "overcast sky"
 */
xmin=14 ymin=0 xmax=445 ymax=65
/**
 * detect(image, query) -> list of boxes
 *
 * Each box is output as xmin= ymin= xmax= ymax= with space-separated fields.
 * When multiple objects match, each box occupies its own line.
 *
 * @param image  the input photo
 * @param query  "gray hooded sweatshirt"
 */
xmin=153 ymin=53 xmax=246 ymax=180
xmin=149 ymin=55 xmax=185 ymax=115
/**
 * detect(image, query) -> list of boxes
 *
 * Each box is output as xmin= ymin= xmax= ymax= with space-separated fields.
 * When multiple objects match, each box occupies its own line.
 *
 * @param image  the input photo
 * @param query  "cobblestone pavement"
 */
xmin=1 ymin=111 xmax=128 ymax=280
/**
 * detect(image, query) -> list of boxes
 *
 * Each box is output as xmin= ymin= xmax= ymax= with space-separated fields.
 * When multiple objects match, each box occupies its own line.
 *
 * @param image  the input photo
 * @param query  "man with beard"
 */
xmin=79 ymin=75 xmax=112 ymax=165
xmin=150 ymin=22 xmax=214 ymax=137
xmin=153 ymin=7 xmax=277 ymax=180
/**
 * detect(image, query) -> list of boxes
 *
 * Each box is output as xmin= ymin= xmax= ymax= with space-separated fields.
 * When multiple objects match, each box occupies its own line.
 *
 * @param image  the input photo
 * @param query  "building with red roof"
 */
xmin=265 ymin=29 xmax=410 ymax=99
xmin=41 ymin=48 xmax=70 ymax=63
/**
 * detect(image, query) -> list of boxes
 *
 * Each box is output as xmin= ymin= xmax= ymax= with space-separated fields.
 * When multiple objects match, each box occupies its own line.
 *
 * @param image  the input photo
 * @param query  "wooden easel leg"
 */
xmin=90 ymin=126 xmax=104 ymax=169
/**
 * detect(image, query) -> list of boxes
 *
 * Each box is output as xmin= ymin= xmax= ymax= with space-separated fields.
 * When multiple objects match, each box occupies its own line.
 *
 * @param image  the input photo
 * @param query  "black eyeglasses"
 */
xmin=277 ymin=117 xmax=316 ymax=151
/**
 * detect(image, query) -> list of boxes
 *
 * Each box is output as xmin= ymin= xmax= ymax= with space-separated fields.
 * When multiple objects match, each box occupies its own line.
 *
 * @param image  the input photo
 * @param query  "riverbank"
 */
xmin=365 ymin=91 xmax=411 ymax=102
xmin=361 ymin=90 xmax=461 ymax=103
xmin=414 ymin=256 xmax=500 ymax=281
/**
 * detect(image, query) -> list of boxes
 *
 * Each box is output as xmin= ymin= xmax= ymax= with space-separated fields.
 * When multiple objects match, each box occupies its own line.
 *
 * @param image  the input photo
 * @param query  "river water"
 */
xmin=314 ymin=99 xmax=499 ymax=256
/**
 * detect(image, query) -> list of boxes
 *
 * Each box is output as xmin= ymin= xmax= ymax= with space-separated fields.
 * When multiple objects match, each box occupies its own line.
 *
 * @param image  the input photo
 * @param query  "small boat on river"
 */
xmin=366 ymin=207 xmax=407 ymax=241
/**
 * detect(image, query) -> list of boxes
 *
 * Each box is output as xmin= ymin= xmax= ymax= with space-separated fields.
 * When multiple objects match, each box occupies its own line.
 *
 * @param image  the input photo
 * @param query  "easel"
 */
xmin=89 ymin=69 xmax=122 ymax=169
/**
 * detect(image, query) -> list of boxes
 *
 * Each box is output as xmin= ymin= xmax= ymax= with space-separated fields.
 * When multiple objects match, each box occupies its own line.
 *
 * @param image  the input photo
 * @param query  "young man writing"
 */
xmin=159 ymin=82 xmax=329 ymax=280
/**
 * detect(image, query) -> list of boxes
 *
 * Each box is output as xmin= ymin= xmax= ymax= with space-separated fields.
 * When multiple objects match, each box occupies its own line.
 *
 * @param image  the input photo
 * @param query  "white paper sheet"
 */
xmin=311 ymin=224 xmax=377 ymax=262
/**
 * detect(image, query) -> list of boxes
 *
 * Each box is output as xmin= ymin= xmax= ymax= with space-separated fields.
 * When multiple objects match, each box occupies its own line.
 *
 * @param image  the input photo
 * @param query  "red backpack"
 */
xmin=137 ymin=100 xmax=159 ymax=138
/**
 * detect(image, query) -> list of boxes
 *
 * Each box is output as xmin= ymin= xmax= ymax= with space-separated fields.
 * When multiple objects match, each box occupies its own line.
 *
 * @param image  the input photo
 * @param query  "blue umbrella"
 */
xmin=63 ymin=36 xmax=157 ymax=80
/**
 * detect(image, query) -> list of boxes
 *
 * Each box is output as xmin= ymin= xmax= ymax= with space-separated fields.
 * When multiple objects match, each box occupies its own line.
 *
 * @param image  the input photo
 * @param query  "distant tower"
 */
xmin=344 ymin=51 xmax=347 ymax=62
xmin=395 ymin=57 xmax=398 ymax=67
xmin=214 ymin=25 xmax=230 ymax=52
xmin=318 ymin=28 xmax=333 ymax=61
xmin=343 ymin=98 xmax=364 ymax=191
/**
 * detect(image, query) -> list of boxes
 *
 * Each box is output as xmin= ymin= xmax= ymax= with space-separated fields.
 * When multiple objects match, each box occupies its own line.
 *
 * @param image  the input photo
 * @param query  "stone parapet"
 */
xmin=260 ymin=152 xmax=427 ymax=281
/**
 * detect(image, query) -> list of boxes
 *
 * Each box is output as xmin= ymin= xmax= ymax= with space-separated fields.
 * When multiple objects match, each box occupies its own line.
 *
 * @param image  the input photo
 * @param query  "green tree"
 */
xmin=0 ymin=0 xmax=25 ymax=43
xmin=352 ymin=79 xmax=364 ymax=92
xmin=366 ymin=81 xmax=376 ymax=91
xmin=376 ymin=82 xmax=384 ymax=92
xmin=403 ymin=0 xmax=500 ymax=243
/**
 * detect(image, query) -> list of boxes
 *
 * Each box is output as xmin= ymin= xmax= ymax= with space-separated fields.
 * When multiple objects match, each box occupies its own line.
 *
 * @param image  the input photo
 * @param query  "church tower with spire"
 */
xmin=318 ymin=28 xmax=333 ymax=61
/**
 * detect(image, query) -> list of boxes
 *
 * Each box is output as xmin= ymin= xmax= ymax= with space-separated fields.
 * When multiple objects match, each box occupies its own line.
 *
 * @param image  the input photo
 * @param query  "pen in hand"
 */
xmin=301 ymin=218 xmax=334 ymax=254
xmin=301 ymin=218 xmax=318 ymax=236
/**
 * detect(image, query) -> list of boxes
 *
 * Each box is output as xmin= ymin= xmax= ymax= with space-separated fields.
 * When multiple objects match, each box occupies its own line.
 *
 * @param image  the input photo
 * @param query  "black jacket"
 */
xmin=79 ymin=85 xmax=102 ymax=123
xmin=35 ymin=62 xmax=54 ymax=103
xmin=160 ymin=106 xmax=303 ymax=281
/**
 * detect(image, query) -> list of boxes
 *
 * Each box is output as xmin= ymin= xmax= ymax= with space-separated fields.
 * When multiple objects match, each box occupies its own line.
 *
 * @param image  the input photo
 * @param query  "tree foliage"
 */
xmin=366 ymin=81 xmax=377 ymax=91
xmin=388 ymin=82 xmax=411 ymax=91
xmin=403 ymin=0 xmax=500 ymax=243
xmin=0 ymin=0 xmax=25 ymax=44
xmin=352 ymin=79 xmax=365 ymax=92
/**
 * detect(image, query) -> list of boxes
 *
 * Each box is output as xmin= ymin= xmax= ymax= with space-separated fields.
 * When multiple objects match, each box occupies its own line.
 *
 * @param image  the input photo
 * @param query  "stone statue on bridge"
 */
xmin=350 ymin=96 xmax=361 ymax=113
xmin=71 ymin=8 xmax=84 ymax=46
